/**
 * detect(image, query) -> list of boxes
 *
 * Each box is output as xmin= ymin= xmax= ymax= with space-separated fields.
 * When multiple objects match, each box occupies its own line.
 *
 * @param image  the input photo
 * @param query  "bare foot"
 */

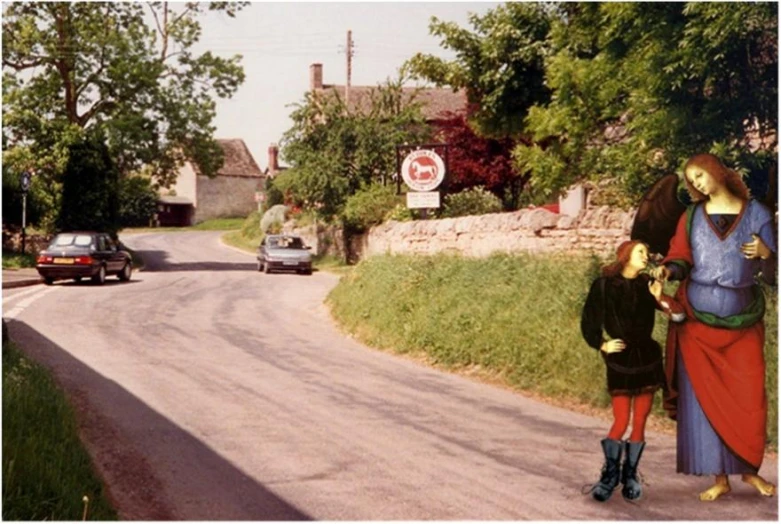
xmin=699 ymin=475 xmax=730 ymax=502
xmin=742 ymin=474 xmax=776 ymax=497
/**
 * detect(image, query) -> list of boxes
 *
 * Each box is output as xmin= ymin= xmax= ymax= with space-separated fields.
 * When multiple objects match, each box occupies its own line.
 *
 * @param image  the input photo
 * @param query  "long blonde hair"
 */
xmin=683 ymin=153 xmax=750 ymax=202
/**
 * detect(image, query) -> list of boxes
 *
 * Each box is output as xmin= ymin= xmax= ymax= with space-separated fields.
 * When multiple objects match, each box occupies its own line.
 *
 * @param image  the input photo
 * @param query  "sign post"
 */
xmin=20 ymin=171 xmax=31 ymax=254
xmin=396 ymin=144 xmax=449 ymax=219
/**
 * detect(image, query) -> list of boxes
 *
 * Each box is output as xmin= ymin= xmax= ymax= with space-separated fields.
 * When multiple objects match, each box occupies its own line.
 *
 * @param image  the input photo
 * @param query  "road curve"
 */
xmin=5 ymin=231 xmax=777 ymax=520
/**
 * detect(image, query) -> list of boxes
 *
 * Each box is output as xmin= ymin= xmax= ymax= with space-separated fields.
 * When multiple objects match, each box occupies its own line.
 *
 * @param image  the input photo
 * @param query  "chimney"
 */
xmin=310 ymin=63 xmax=323 ymax=90
xmin=268 ymin=143 xmax=279 ymax=174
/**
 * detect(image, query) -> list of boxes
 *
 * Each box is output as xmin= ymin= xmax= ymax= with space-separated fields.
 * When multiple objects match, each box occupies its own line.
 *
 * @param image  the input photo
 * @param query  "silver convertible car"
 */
xmin=257 ymin=234 xmax=312 ymax=275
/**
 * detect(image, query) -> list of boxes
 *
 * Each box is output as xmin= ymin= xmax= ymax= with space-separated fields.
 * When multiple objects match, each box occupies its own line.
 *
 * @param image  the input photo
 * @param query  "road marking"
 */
xmin=2 ymin=284 xmax=46 ymax=304
xmin=3 ymin=286 xmax=57 ymax=319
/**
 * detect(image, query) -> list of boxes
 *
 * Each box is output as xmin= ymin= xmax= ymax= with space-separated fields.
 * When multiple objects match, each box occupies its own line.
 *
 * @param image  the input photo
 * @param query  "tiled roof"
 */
xmin=210 ymin=139 xmax=263 ymax=178
xmin=318 ymin=85 xmax=467 ymax=121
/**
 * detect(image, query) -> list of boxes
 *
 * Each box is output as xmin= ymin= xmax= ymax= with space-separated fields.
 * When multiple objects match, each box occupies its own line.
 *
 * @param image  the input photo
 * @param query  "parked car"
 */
xmin=36 ymin=231 xmax=132 ymax=285
xmin=257 ymin=234 xmax=312 ymax=275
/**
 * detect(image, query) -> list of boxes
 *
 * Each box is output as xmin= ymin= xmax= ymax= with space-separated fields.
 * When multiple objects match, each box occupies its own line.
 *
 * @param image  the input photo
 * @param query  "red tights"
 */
xmin=607 ymin=393 xmax=653 ymax=442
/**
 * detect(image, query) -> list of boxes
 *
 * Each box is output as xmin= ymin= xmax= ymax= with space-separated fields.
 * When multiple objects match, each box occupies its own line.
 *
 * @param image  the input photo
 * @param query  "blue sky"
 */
xmin=194 ymin=2 xmax=500 ymax=171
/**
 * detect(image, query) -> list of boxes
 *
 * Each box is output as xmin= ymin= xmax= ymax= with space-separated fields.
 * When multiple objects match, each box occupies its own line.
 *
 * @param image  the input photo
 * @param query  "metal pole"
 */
xmin=21 ymin=192 xmax=27 ymax=255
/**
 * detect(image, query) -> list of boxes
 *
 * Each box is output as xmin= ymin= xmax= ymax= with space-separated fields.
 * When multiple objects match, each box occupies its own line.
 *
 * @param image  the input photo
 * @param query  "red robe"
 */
xmin=663 ymin=212 xmax=767 ymax=470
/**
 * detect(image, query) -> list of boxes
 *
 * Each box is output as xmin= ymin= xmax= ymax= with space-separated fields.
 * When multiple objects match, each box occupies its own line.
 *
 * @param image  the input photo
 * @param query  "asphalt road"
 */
xmin=4 ymin=231 xmax=778 ymax=520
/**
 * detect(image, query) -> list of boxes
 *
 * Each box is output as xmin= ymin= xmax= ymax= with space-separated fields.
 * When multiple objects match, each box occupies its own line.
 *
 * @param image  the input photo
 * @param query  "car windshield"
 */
xmin=50 ymin=234 xmax=93 ymax=248
xmin=268 ymin=236 xmax=304 ymax=249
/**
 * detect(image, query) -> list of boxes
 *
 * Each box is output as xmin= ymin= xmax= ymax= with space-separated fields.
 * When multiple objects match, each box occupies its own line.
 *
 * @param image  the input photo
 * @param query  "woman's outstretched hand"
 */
xmin=741 ymin=234 xmax=772 ymax=260
xmin=601 ymin=339 xmax=626 ymax=354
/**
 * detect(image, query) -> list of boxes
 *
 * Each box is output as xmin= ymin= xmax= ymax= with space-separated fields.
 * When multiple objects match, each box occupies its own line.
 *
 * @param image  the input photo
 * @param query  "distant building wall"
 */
xmin=170 ymin=162 xmax=198 ymax=207
xmin=194 ymin=174 xmax=261 ymax=223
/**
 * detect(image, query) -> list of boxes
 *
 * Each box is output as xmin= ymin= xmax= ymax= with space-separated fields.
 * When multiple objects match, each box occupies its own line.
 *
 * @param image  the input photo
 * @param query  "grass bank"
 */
xmin=2 ymin=252 xmax=37 ymax=269
xmin=122 ymin=216 xmax=245 ymax=234
xmin=326 ymin=253 xmax=778 ymax=449
xmin=2 ymin=341 xmax=117 ymax=520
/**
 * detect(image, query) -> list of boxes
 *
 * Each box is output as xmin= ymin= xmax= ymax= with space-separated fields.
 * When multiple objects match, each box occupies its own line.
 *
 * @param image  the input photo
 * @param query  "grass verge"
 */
xmin=121 ymin=217 xmax=245 ymax=234
xmin=2 ymin=252 xmax=37 ymax=269
xmin=326 ymin=253 xmax=778 ymax=450
xmin=2 ymin=340 xmax=118 ymax=520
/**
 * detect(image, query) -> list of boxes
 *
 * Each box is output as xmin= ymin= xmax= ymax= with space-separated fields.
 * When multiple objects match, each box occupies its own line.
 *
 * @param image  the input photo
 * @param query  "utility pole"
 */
xmin=20 ymin=171 xmax=31 ymax=254
xmin=346 ymin=29 xmax=354 ymax=107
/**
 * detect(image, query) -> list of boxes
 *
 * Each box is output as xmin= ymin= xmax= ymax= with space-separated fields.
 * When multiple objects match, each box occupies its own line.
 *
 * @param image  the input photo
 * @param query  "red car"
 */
xmin=36 ymin=231 xmax=132 ymax=285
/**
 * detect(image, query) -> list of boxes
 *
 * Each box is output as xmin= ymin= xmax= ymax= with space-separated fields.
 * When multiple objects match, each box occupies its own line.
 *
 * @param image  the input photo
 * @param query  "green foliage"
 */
xmin=441 ymin=186 xmax=503 ymax=218
xmin=342 ymin=183 xmax=402 ymax=232
xmin=2 ymin=2 xmax=247 ymax=199
xmin=3 ymin=342 xmax=117 ymax=520
xmin=515 ymin=2 xmax=778 ymax=205
xmin=264 ymin=175 xmax=285 ymax=209
xmin=118 ymin=176 xmax=157 ymax=228
xmin=327 ymin=253 xmax=777 ymax=447
xmin=404 ymin=3 xmax=553 ymax=138
xmin=56 ymin=134 xmax=120 ymax=236
xmin=386 ymin=203 xmax=416 ymax=222
xmin=2 ymin=252 xmax=36 ymax=269
xmin=280 ymin=76 xmax=431 ymax=219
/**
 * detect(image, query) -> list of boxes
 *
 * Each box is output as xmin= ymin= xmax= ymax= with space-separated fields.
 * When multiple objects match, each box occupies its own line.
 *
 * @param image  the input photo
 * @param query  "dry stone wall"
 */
xmin=362 ymin=206 xmax=636 ymax=259
xmin=285 ymin=206 xmax=636 ymax=262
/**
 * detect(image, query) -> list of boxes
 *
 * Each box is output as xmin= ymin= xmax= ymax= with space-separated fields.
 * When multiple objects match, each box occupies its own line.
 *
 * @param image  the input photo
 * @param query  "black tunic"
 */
xmin=580 ymin=273 xmax=666 ymax=396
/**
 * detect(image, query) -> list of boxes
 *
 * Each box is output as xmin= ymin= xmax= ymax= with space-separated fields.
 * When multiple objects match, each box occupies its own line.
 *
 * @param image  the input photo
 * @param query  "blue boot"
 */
xmin=621 ymin=440 xmax=646 ymax=501
xmin=592 ymin=439 xmax=623 ymax=502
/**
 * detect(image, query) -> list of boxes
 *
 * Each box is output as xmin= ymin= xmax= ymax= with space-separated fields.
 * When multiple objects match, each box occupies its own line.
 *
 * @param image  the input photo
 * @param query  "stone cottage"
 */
xmin=158 ymin=138 xmax=264 ymax=226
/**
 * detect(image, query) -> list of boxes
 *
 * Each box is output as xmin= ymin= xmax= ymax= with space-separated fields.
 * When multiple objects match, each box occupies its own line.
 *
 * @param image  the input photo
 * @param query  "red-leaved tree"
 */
xmin=433 ymin=113 xmax=527 ymax=210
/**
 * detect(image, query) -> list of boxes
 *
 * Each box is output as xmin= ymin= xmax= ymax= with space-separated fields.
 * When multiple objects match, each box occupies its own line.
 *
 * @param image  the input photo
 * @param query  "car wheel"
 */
xmin=118 ymin=262 xmax=132 ymax=282
xmin=92 ymin=265 xmax=106 ymax=285
xmin=263 ymin=261 xmax=271 ymax=274
xmin=44 ymin=277 xmax=54 ymax=286
xmin=257 ymin=260 xmax=263 ymax=272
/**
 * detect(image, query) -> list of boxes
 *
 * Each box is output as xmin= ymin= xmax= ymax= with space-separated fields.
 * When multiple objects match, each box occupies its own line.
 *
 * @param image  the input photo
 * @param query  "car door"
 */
xmin=105 ymin=235 xmax=125 ymax=271
xmin=91 ymin=234 xmax=109 ymax=268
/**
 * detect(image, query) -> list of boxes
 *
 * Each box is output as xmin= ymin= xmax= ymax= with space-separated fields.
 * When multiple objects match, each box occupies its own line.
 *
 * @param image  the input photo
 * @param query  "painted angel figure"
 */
xmin=634 ymin=153 xmax=777 ymax=502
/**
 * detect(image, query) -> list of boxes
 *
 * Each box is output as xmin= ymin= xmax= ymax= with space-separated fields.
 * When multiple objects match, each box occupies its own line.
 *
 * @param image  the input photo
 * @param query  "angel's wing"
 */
xmin=630 ymin=174 xmax=687 ymax=257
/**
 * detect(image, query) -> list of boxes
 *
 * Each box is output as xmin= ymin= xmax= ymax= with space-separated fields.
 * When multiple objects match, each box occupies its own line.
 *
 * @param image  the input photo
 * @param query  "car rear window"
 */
xmin=51 ymin=234 xmax=93 ymax=247
xmin=279 ymin=237 xmax=304 ymax=249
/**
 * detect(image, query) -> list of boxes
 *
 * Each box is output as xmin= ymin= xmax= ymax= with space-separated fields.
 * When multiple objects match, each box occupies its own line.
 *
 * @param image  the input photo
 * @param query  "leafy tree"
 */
xmin=2 ymin=2 xmax=247 ymax=227
xmin=118 ymin=176 xmax=158 ymax=228
xmin=342 ymin=183 xmax=402 ymax=232
xmin=404 ymin=3 xmax=553 ymax=138
xmin=514 ymin=2 xmax=778 ymax=206
xmin=56 ymin=134 xmax=120 ymax=236
xmin=434 ymin=113 xmax=522 ymax=209
xmin=280 ymin=77 xmax=431 ymax=219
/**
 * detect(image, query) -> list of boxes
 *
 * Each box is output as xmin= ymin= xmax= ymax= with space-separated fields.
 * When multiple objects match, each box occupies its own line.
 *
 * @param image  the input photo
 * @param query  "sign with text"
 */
xmin=406 ymin=191 xmax=440 ymax=209
xmin=401 ymin=149 xmax=446 ymax=192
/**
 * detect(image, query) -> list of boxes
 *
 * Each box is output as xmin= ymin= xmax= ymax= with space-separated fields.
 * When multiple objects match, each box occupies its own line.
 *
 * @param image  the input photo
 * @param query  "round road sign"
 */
xmin=400 ymin=150 xmax=446 ymax=192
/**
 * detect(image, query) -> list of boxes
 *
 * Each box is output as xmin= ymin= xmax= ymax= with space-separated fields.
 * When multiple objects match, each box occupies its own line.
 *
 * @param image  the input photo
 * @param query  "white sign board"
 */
xmin=401 ymin=149 xmax=446 ymax=192
xmin=406 ymin=191 xmax=441 ymax=209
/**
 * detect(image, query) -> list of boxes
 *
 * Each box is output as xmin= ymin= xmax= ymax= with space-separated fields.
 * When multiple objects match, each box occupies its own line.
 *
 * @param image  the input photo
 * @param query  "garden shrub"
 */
xmin=441 ymin=186 xmax=502 ymax=218
xmin=342 ymin=183 xmax=401 ymax=231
